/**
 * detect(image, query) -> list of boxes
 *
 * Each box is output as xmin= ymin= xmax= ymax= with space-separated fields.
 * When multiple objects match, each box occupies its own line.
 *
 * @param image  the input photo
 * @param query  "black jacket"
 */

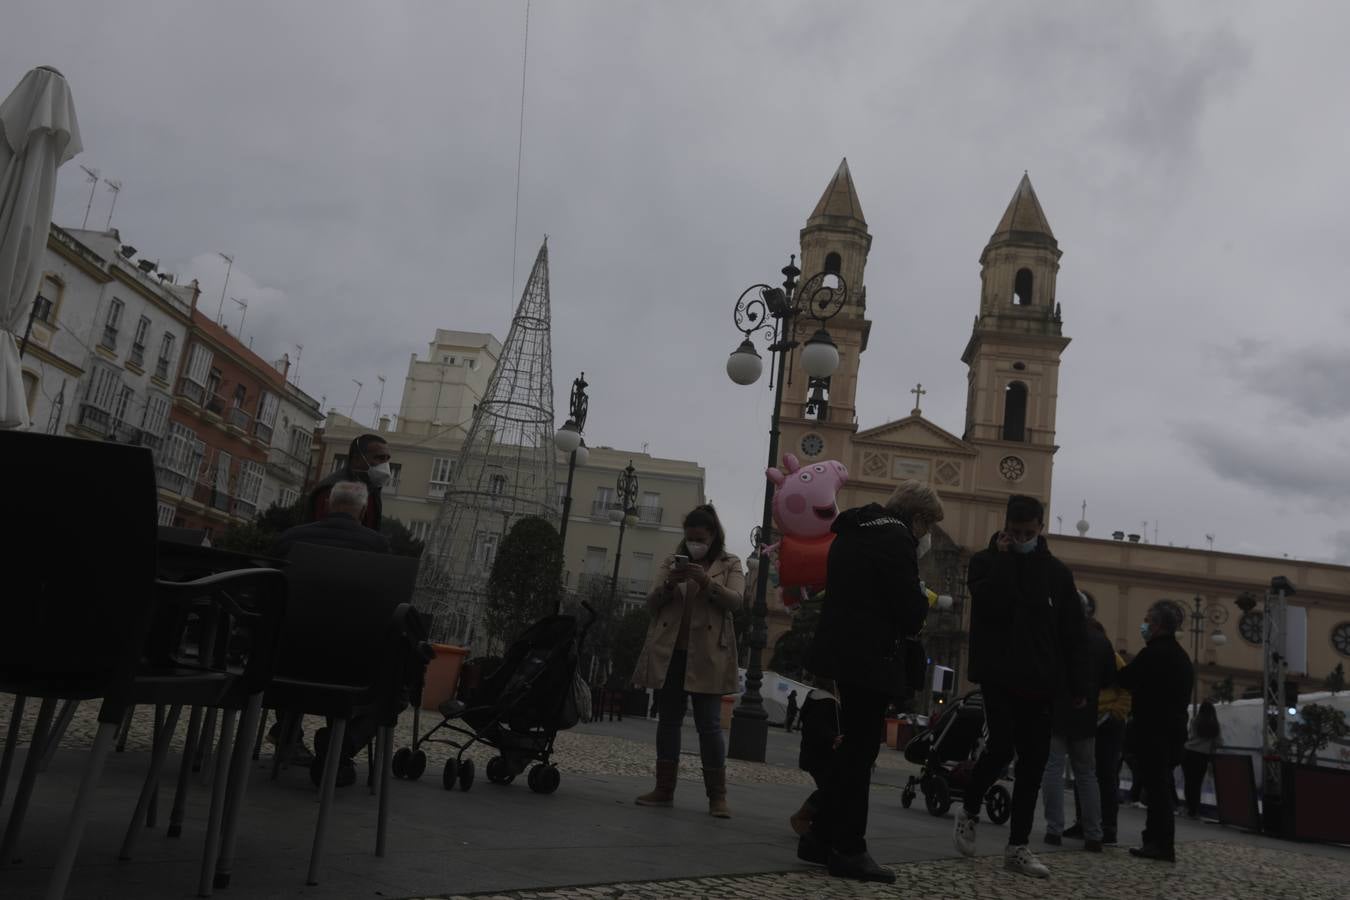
xmin=270 ymin=513 xmax=391 ymax=558
xmin=966 ymin=533 xmax=1085 ymax=699
xmin=1054 ymin=625 xmax=1117 ymax=739
xmin=806 ymin=504 xmax=928 ymax=691
xmin=1118 ymin=633 xmax=1193 ymax=763
xmin=307 ymin=435 xmax=383 ymax=530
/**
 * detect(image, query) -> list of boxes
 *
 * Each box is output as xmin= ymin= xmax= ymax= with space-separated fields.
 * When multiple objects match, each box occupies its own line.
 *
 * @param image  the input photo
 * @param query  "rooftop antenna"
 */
xmin=1206 ymin=534 xmax=1215 ymax=552
xmin=292 ymin=343 xmax=303 ymax=386
xmin=1154 ymin=520 xmax=1159 ymax=544
xmin=215 ymin=252 xmax=234 ymax=324
xmin=1056 ymin=515 xmax=1063 ymax=533
xmin=103 ymin=179 xmax=122 ymax=229
xmin=349 ymin=379 xmax=363 ymax=419
xmin=79 ymin=165 xmax=100 ymax=229
xmin=373 ymin=374 xmax=387 ymax=428
xmin=1141 ymin=520 xmax=1150 ymax=544
xmin=231 ymin=296 xmax=248 ymax=334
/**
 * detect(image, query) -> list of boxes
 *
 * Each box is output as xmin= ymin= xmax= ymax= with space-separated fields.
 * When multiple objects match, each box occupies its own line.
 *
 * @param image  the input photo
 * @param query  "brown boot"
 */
xmin=789 ymin=798 xmax=816 ymax=835
xmin=635 ymin=759 xmax=678 ymax=807
xmin=703 ymin=767 xmax=731 ymax=818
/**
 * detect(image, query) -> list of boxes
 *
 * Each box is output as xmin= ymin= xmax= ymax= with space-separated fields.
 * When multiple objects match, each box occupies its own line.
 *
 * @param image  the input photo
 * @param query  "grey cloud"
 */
xmin=1174 ymin=422 xmax=1350 ymax=506
xmin=1226 ymin=345 xmax=1350 ymax=421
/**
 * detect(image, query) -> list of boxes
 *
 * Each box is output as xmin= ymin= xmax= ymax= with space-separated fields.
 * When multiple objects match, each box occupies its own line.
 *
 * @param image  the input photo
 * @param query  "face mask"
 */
xmin=366 ymin=461 xmax=392 ymax=487
xmin=1013 ymin=536 xmax=1038 ymax=554
xmin=916 ymin=533 xmax=932 ymax=558
xmin=1139 ymin=622 xmax=1151 ymax=642
xmin=685 ymin=542 xmax=709 ymax=561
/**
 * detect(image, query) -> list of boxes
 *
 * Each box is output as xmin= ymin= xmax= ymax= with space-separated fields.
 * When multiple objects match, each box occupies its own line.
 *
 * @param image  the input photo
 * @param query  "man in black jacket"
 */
xmin=954 ymin=495 xmax=1085 ymax=879
xmin=274 ymin=480 xmax=391 ymax=557
xmin=1119 ymin=601 xmax=1193 ymax=862
xmin=802 ymin=481 xmax=945 ymax=884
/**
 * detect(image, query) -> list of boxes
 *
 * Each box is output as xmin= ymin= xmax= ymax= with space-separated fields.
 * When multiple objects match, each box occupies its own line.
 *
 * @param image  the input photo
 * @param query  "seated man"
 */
xmin=268 ymin=480 xmax=390 ymax=785
xmin=271 ymin=480 xmax=391 ymax=557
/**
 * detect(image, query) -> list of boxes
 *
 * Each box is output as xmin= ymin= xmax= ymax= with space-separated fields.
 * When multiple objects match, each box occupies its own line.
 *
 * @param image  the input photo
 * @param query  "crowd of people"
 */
xmin=272 ymin=434 xmax=1215 ymax=885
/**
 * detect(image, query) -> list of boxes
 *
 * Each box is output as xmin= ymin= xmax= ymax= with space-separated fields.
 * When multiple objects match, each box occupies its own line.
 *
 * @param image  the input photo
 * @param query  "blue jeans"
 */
xmin=1042 ymin=733 xmax=1102 ymax=840
xmin=655 ymin=651 xmax=726 ymax=769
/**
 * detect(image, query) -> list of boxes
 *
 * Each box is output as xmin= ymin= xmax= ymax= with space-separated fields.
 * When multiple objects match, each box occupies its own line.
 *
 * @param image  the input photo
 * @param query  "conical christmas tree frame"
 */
xmin=416 ymin=240 xmax=560 ymax=645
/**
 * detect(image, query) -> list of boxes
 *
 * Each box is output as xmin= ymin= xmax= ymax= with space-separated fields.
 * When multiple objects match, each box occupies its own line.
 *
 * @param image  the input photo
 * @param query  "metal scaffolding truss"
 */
xmin=1261 ymin=576 xmax=1295 ymax=805
xmin=416 ymin=240 xmax=560 ymax=646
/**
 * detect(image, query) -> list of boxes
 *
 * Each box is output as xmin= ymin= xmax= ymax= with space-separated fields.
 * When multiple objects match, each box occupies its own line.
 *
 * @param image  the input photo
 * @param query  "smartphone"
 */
xmin=672 ymin=554 xmax=690 ymax=569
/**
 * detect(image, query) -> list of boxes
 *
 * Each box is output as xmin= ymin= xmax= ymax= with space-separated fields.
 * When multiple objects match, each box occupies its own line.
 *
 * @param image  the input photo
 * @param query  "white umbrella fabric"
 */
xmin=0 ymin=65 xmax=81 ymax=430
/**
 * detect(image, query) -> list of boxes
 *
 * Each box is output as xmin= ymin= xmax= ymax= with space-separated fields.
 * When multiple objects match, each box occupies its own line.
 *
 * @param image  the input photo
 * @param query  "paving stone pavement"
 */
xmin=431 ymin=840 xmax=1350 ymax=900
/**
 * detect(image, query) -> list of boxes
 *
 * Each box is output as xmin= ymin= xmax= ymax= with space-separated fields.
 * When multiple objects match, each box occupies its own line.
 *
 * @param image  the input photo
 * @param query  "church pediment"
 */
xmin=854 ymin=415 xmax=977 ymax=456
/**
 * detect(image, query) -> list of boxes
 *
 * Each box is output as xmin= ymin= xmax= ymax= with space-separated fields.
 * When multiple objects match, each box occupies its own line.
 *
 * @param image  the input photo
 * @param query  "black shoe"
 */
xmin=1044 ymin=832 xmax=1062 ymax=846
xmin=1129 ymin=844 xmax=1176 ymax=862
xmin=797 ymin=832 xmax=829 ymax=866
xmin=1062 ymin=824 xmax=1084 ymax=839
xmin=1084 ymin=840 xmax=1103 ymax=852
xmin=827 ymin=849 xmax=896 ymax=884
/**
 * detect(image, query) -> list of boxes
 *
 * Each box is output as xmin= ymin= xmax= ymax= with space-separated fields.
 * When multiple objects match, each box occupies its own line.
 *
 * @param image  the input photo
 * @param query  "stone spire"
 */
xmin=808 ymin=157 xmax=866 ymax=228
xmin=989 ymin=172 xmax=1056 ymax=247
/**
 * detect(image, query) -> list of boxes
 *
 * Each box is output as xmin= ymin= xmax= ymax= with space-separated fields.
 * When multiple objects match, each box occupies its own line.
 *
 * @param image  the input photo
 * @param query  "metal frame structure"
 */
xmin=1261 ymin=576 xmax=1296 ymax=809
xmin=416 ymin=241 xmax=560 ymax=647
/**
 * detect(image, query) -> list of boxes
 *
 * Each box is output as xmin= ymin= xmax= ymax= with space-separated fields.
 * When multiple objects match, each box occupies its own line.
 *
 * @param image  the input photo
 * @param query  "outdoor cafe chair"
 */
xmin=258 ymin=542 xmax=425 ymax=887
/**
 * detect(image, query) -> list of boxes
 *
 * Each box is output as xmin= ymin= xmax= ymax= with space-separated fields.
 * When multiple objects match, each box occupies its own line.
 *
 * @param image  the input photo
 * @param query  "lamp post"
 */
xmin=725 ymin=255 xmax=847 ymax=763
xmin=599 ymin=461 xmax=639 ymax=680
xmin=1189 ymin=595 xmax=1230 ymax=707
xmin=554 ymin=372 xmax=591 ymax=550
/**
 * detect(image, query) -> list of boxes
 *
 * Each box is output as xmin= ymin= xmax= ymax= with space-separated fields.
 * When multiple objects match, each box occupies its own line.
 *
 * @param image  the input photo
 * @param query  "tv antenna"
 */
xmin=231 ymin=297 xmax=248 ymax=334
xmin=103 ymin=179 xmax=122 ymax=229
xmin=373 ymin=375 xmax=387 ymax=427
xmin=1206 ymin=533 xmax=1215 ymax=552
xmin=79 ymin=165 xmax=100 ymax=228
xmin=350 ymin=379 xmax=363 ymax=419
xmin=292 ymin=343 xmax=303 ymax=386
xmin=215 ymin=253 xmax=234 ymax=324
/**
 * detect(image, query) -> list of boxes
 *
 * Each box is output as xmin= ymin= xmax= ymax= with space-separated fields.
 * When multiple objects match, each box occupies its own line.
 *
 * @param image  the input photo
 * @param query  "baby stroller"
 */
xmin=900 ymin=690 xmax=1011 ymax=823
xmin=393 ymin=604 xmax=595 ymax=795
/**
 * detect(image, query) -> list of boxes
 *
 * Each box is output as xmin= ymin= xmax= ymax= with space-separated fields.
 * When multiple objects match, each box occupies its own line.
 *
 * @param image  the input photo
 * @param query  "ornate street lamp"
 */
xmin=725 ymin=255 xmax=847 ymax=763
xmin=1189 ymin=595 xmax=1230 ymax=706
xmin=555 ymin=373 xmax=590 ymax=549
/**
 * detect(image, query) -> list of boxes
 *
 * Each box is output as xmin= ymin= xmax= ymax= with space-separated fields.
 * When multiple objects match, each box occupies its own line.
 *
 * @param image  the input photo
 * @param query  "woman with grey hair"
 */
xmin=798 ymin=480 xmax=944 ymax=883
xmin=1117 ymin=601 xmax=1194 ymax=862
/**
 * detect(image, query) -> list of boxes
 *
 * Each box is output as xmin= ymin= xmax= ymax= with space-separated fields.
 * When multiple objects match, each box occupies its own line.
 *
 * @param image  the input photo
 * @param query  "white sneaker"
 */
xmin=954 ymin=809 xmax=978 ymax=857
xmin=1004 ymin=844 xmax=1050 ymax=878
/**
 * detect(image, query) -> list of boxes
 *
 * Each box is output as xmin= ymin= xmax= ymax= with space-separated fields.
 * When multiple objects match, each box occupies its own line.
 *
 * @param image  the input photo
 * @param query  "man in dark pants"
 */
xmin=1118 ymin=602 xmax=1193 ymax=862
xmin=954 ymin=495 xmax=1085 ymax=879
xmin=801 ymin=481 xmax=945 ymax=884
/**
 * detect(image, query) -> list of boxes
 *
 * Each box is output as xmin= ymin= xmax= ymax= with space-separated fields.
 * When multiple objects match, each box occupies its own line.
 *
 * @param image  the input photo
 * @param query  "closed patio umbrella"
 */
xmin=0 ymin=65 xmax=81 ymax=429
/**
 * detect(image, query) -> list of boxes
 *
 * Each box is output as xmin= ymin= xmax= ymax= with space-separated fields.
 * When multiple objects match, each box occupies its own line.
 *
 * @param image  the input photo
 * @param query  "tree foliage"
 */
xmin=482 ymin=517 xmax=563 ymax=654
xmin=380 ymin=516 xmax=425 ymax=558
xmin=1325 ymin=662 xmax=1346 ymax=696
xmin=609 ymin=606 xmax=652 ymax=686
xmin=1208 ymin=675 xmax=1236 ymax=705
xmin=1287 ymin=703 xmax=1349 ymax=765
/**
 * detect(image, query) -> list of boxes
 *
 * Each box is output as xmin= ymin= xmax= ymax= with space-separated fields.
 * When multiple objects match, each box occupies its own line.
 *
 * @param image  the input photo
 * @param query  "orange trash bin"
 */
xmin=420 ymin=643 xmax=469 ymax=711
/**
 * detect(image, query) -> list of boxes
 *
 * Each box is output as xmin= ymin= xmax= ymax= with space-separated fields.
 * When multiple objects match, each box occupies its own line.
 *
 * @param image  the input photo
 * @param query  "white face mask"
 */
xmin=366 ymin=461 xmax=392 ymax=487
xmin=916 ymin=532 xmax=932 ymax=558
xmin=685 ymin=542 xmax=710 ymax=561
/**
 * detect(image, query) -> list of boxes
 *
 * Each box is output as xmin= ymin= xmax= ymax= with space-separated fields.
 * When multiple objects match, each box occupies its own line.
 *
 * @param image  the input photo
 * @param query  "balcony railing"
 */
xmin=591 ymin=500 xmax=620 ymax=518
xmin=78 ymin=403 xmax=161 ymax=450
xmin=637 ymin=505 xmax=663 ymax=524
xmin=100 ymin=326 xmax=118 ymax=351
xmin=156 ymin=464 xmax=190 ymax=496
xmin=128 ymin=342 xmax=146 ymax=368
xmin=77 ymin=403 xmax=110 ymax=432
xmin=154 ymin=357 xmax=170 ymax=381
xmin=225 ymin=405 xmax=251 ymax=432
xmin=177 ymin=378 xmax=205 ymax=406
xmin=266 ymin=445 xmax=309 ymax=482
xmin=254 ymin=419 xmax=274 ymax=445
xmin=204 ymin=395 xmax=225 ymax=416
xmin=193 ymin=480 xmax=233 ymax=514
xmin=428 ymin=482 xmax=450 ymax=499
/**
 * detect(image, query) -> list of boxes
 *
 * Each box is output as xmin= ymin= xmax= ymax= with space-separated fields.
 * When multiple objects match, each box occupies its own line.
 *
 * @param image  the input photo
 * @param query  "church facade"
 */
xmin=765 ymin=161 xmax=1350 ymax=701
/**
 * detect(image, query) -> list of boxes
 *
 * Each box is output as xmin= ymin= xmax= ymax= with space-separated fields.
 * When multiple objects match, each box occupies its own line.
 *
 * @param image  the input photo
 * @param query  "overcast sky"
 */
xmin=8 ymin=1 xmax=1350 ymax=565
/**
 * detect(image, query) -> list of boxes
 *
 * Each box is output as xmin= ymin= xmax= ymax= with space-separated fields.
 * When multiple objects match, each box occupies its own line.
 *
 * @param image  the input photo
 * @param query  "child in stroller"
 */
xmin=901 ymin=690 xmax=1011 ymax=823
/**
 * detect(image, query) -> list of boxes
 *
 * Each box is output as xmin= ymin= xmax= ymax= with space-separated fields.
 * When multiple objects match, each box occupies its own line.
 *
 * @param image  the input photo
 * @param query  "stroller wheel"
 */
xmin=901 ymin=788 xmax=915 ymax=809
xmin=407 ymin=750 xmax=427 ymax=780
xmin=924 ymin=775 xmax=952 ymax=817
xmin=441 ymin=758 xmax=459 ymax=791
xmin=391 ymin=747 xmax=411 ymax=779
xmin=487 ymin=756 xmax=515 ymax=785
xmin=458 ymin=757 xmax=475 ymax=791
xmin=528 ymin=764 xmax=561 ymax=794
xmin=985 ymin=784 xmax=1012 ymax=825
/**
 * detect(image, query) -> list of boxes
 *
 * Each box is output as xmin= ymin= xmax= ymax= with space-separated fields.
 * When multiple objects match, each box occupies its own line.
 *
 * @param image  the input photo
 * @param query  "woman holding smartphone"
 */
xmin=631 ymin=504 xmax=745 ymax=817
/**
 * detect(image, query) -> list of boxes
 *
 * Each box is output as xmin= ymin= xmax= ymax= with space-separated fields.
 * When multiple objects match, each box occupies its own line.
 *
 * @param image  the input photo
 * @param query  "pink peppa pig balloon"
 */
xmin=764 ymin=454 xmax=848 ymax=595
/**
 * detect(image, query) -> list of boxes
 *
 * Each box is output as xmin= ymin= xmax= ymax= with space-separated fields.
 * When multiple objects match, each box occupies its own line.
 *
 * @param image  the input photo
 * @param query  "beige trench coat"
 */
xmin=631 ymin=552 xmax=745 ymax=696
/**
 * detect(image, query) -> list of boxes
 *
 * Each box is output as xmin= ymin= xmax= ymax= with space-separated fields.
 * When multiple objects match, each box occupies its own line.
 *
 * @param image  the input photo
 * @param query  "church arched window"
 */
xmin=1014 ymin=268 xmax=1034 ymax=306
xmin=824 ymin=252 xmax=842 ymax=275
xmin=1002 ymin=382 xmax=1028 ymax=441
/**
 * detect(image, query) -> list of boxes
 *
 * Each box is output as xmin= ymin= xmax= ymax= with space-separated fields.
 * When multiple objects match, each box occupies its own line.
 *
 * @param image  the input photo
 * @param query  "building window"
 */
xmin=254 ymin=391 xmax=279 ymax=444
xmin=157 ymin=502 xmax=176 ymax=526
xmin=156 ymin=333 xmax=175 ymax=381
xmin=824 ymin=252 xmax=842 ymax=275
xmin=179 ymin=343 xmax=213 ymax=405
xmin=1013 ymin=268 xmax=1034 ymax=306
xmin=140 ymin=392 xmax=171 ymax=439
xmin=289 ymin=428 xmax=313 ymax=461
xmin=557 ymin=482 xmax=568 ymax=507
xmin=630 ymin=552 xmax=654 ymax=593
xmin=409 ymin=520 xmax=433 ymax=543
xmin=386 ymin=462 xmax=402 ymax=495
xmin=33 ymin=293 xmax=54 ymax=324
xmin=639 ymin=491 xmax=662 ymax=523
xmin=1002 ymin=382 xmax=1028 ymax=442
xmin=102 ymin=298 xmax=124 ymax=350
xmin=278 ymin=487 xmax=299 ymax=509
xmin=129 ymin=316 xmax=151 ymax=367
xmin=489 ymin=473 xmax=507 ymax=495
xmin=474 ymin=531 xmax=499 ymax=569
xmin=330 ymin=454 xmax=348 ymax=474
xmin=583 ymin=546 xmax=607 ymax=575
xmin=235 ymin=460 xmax=265 ymax=517
xmin=205 ymin=370 xmax=223 ymax=412
xmin=592 ymin=486 xmax=614 ymax=517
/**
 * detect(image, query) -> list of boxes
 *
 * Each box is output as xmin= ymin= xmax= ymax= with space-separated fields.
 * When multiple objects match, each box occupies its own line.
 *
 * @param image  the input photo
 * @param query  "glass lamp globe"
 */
xmin=573 ymin=442 xmax=590 ymax=467
xmin=624 ymin=511 xmax=640 ymax=527
xmin=608 ymin=507 xmax=624 ymax=523
xmin=800 ymin=329 xmax=840 ymax=379
xmin=726 ymin=340 xmax=763 ymax=385
xmin=1210 ymin=629 xmax=1228 ymax=647
xmin=937 ymin=594 xmax=954 ymax=611
xmin=555 ymin=421 xmax=582 ymax=453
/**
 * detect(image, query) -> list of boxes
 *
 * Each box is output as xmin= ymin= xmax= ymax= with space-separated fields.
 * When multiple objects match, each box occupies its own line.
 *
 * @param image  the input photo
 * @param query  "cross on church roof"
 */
xmin=910 ymin=383 xmax=926 ymax=416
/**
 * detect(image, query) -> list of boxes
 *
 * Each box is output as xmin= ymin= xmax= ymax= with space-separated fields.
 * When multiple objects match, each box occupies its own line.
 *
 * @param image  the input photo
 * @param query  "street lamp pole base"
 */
xmin=727 ymin=702 xmax=768 ymax=763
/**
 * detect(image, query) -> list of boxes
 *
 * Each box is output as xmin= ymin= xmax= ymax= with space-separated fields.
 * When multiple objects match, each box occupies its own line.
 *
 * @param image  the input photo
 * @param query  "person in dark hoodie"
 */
xmin=307 ymin=433 xmax=392 ymax=531
xmin=799 ymin=480 xmax=945 ymax=884
xmin=1119 ymin=601 xmax=1193 ymax=863
xmin=953 ymin=494 xmax=1085 ymax=880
